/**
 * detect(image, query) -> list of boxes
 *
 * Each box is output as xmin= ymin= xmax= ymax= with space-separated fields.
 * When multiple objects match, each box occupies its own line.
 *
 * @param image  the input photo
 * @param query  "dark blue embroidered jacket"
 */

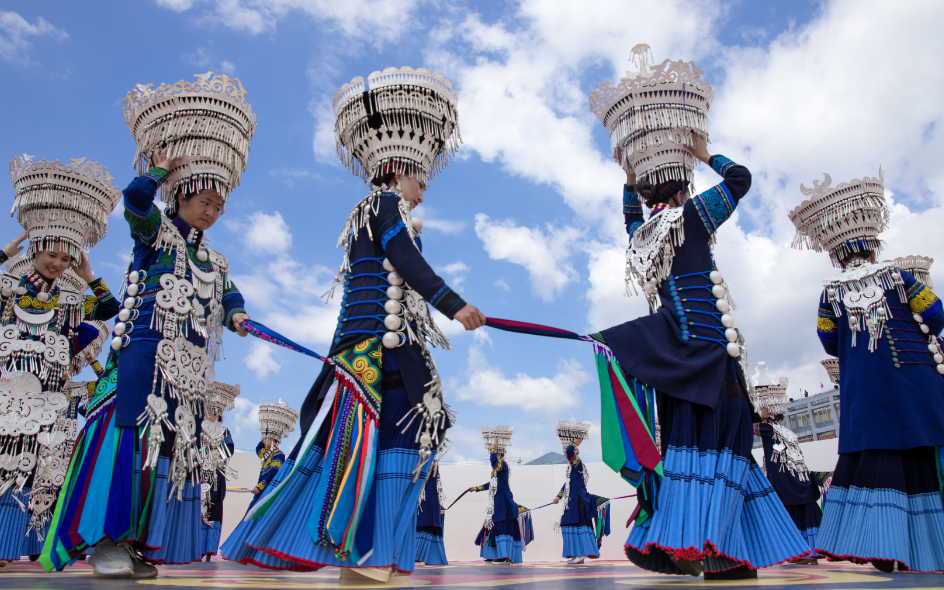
xmin=817 ymin=269 xmax=944 ymax=453
xmin=249 ymin=440 xmax=285 ymax=509
xmin=113 ymin=172 xmax=246 ymax=427
xmin=476 ymin=452 xmax=518 ymax=524
xmin=556 ymin=446 xmax=597 ymax=527
xmin=756 ymin=423 xmax=821 ymax=506
xmin=604 ymin=155 xmax=751 ymax=408
xmin=298 ymin=192 xmax=465 ymax=433
xmin=417 ymin=468 xmax=443 ymax=528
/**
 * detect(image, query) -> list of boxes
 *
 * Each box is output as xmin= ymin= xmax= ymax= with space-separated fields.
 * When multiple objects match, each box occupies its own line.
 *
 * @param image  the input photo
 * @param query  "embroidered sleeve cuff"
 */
xmin=145 ymin=167 xmax=170 ymax=184
xmin=623 ymin=187 xmax=643 ymax=214
xmin=226 ymin=307 xmax=247 ymax=332
xmin=430 ymin=286 xmax=466 ymax=320
xmin=88 ymin=278 xmax=113 ymax=300
xmin=475 ymin=485 xmax=485 ymax=492
xmin=708 ymin=155 xmax=737 ymax=177
xmin=254 ymin=482 xmax=267 ymax=491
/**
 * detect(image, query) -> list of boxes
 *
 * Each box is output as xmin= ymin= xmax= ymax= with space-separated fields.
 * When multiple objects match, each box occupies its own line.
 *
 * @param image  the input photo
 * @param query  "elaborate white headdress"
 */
xmin=555 ymin=418 xmax=591 ymax=451
xmin=820 ymin=358 xmax=840 ymax=385
xmin=884 ymin=254 xmax=933 ymax=289
xmin=789 ymin=170 xmax=888 ymax=267
xmin=258 ymin=398 xmax=298 ymax=441
xmin=589 ymin=44 xmax=713 ymax=188
xmin=751 ymin=361 xmax=788 ymax=415
xmin=206 ymin=381 xmax=240 ymax=416
xmin=123 ymin=72 xmax=257 ymax=212
xmin=333 ymin=66 xmax=461 ymax=184
xmin=480 ymin=425 xmax=514 ymax=452
xmin=8 ymin=155 xmax=121 ymax=263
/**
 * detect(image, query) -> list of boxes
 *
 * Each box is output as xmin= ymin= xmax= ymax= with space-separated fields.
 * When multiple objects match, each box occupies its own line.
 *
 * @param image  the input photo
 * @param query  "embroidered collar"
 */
xmin=24 ymin=270 xmax=55 ymax=293
xmin=170 ymin=215 xmax=202 ymax=245
xmin=649 ymin=203 xmax=669 ymax=213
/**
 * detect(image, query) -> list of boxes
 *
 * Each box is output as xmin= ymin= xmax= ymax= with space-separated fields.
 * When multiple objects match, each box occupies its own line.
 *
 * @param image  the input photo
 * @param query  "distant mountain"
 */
xmin=526 ymin=452 xmax=567 ymax=465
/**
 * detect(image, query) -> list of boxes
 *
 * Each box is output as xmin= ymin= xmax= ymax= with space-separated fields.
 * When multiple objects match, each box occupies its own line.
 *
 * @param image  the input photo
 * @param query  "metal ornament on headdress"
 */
xmin=555 ymin=418 xmax=591 ymax=451
xmin=123 ymin=72 xmax=257 ymax=212
xmin=750 ymin=361 xmax=788 ymax=416
xmin=333 ymin=66 xmax=462 ymax=184
xmin=820 ymin=358 xmax=840 ymax=385
xmin=205 ymin=381 xmax=240 ymax=416
xmin=883 ymin=254 xmax=933 ymax=289
xmin=588 ymin=44 xmax=713 ymax=191
xmin=258 ymin=398 xmax=299 ymax=441
xmin=480 ymin=424 xmax=514 ymax=451
xmin=8 ymin=155 xmax=121 ymax=263
xmin=788 ymin=170 xmax=888 ymax=268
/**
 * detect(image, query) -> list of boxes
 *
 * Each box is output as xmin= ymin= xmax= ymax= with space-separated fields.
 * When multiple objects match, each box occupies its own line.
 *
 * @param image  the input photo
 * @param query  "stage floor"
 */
xmin=3 ymin=560 xmax=944 ymax=589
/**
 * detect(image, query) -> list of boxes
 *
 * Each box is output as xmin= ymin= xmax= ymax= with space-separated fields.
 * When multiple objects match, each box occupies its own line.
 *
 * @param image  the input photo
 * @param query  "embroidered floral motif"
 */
xmin=817 ymin=315 xmax=838 ymax=334
xmin=909 ymin=285 xmax=939 ymax=315
xmin=692 ymin=182 xmax=736 ymax=235
xmin=709 ymin=155 xmax=736 ymax=176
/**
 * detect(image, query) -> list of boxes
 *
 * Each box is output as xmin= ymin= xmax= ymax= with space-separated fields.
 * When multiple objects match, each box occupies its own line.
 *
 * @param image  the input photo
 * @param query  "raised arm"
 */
xmin=623 ymin=169 xmax=643 ymax=242
xmin=684 ymin=133 xmax=753 ymax=237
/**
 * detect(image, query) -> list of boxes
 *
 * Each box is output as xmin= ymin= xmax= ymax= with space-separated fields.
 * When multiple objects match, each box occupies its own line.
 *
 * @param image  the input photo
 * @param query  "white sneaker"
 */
xmin=116 ymin=544 xmax=159 ymax=579
xmin=89 ymin=539 xmax=133 ymax=578
xmin=570 ymin=556 xmax=586 ymax=565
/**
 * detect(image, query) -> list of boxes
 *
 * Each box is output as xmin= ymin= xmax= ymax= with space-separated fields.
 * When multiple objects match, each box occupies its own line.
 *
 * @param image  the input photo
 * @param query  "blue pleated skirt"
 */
xmin=222 ymin=381 xmax=428 ymax=573
xmin=562 ymin=525 xmax=599 ymax=559
xmin=476 ymin=519 xmax=523 ymax=563
xmin=625 ymin=393 xmax=809 ymax=574
xmin=202 ymin=521 xmax=222 ymax=556
xmin=785 ymin=503 xmax=822 ymax=556
xmin=415 ymin=525 xmax=448 ymax=565
xmin=818 ymin=447 xmax=944 ymax=572
xmin=0 ymin=488 xmax=30 ymax=560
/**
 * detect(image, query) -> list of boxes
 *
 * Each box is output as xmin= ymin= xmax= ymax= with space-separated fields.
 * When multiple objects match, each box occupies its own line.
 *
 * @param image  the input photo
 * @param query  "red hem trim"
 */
xmin=817 ymin=550 xmax=934 ymax=572
xmin=626 ymin=540 xmax=812 ymax=572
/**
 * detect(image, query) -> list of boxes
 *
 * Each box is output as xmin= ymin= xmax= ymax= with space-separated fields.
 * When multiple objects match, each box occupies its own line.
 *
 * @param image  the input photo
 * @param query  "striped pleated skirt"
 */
xmin=476 ymin=519 xmax=523 ymax=563
xmin=817 ymin=447 xmax=944 ymax=572
xmin=222 ymin=369 xmax=429 ymax=574
xmin=415 ymin=525 xmax=448 ymax=565
xmin=202 ymin=521 xmax=222 ymax=556
xmin=562 ymin=525 xmax=599 ymax=559
xmin=0 ymin=488 xmax=31 ymax=560
xmin=785 ymin=503 xmax=822 ymax=557
xmin=625 ymin=393 xmax=810 ymax=574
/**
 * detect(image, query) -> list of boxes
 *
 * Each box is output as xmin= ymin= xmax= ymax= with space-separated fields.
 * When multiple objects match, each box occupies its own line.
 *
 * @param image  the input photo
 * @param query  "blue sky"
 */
xmin=2 ymin=0 xmax=942 ymax=463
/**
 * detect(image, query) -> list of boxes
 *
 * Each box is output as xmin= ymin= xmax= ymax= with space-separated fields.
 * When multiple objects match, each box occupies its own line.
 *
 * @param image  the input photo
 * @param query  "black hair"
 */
xmin=839 ymin=250 xmax=874 ymax=267
xmin=636 ymin=180 xmax=685 ymax=209
xmin=371 ymin=172 xmax=396 ymax=188
xmin=165 ymin=189 xmax=196 ymax=220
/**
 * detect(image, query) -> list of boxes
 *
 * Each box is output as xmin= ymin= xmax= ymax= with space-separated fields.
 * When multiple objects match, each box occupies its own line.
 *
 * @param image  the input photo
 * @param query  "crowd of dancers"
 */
xmin=0 ymin=41 xmax=942 ymax=583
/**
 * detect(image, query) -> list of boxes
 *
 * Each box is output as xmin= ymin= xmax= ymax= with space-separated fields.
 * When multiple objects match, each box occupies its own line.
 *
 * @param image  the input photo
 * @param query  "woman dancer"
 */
xmin=552 ymin=419 xmax=607 ymax=565
xmin=0 ymin=154 xmax=121 ymax=566
xmin=789 ymin=170 xmax=944 ymax=572
xmin=469 ymin=426 xmax=525 ymax=564
xmin=222 ymin=66 xmax=484 ymax=584
xmin=415 ymin=461 xmax=448 ymax=565
xmin=41 ymin=71 xmax=254 ymax=578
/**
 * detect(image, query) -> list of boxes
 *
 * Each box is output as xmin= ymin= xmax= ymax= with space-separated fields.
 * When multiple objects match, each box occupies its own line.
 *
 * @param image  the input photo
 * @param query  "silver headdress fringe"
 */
xmin=789 ymin=170 xmax=888 ymax=268
xmin=258 ymin=398 xmax=299 ymax=441
xmin=555 ymin=418 xmax=591 ymax=450
xmin=884 ymin=255 xmax=933 ymax=289
xmin=333 ymin=66 xmax=462 ymax=185
xmin=481 ymin=424 xmax=514 ymax=451
xmin=589 ymin=44 xmax=712 ymax=186
xmin=820 ymin=358 xmax=840 ymax=385
xmin=823 ymin=262 xmax=905 ymax=351
xmin=751 ymin=362 xmax=789 ymax=416
xmin=9 ymin=155 xmax=121 ymax=263
xmin=124 ymin=72 xmax=257 ymax=212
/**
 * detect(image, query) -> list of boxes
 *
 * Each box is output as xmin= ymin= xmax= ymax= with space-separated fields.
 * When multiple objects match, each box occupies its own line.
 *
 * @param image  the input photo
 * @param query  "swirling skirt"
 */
xmin=625 ymin=393 xmax=809 ymax=574
xmin=785 ymin=503 xmax=822 ymax=556
xmin=562 ymin=525 xmax=599 ymax=559
xmin=39 ymin=394 xmax=203 ymax=571
xmin=416 ymin=525 xmax=448 ymax=565
xmin=202 ymin=521 xmax=222 ymax=556
xmin=0 ymin=487 xmax=31 ymax=560
xmin=475 ymin=519 xmax=523 ymax=563
xmin=817 ymin=447 xmax=944 ymax=572
xmin=222 ymin=380 xmax=428 ymax=573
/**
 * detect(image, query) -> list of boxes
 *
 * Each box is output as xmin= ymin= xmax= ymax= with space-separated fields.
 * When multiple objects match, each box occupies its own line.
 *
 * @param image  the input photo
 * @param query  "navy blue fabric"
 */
xmin=818 ymin=270 xmax=944 ymax=454
xmin=601 ymin=155 xmax=752 ymax=409
xmin=417 ymin=469 xmax=443 ymax=528
xmin=475 ymin=518 xmax=521 ymax=546
xmin=757 ymin=423 xmax=821 ymax=506
xmin=297 ymin=193 xmax=463 ymax=434
xmin=206 ymin=427 xmax=234 ymax=522
xmin=559 ymin=447 xmax=597 ymax=527
xmin=115 ymin=175 xmax=246 ymax=427
xmin=478 ymin=453 xmax=518 ymax=523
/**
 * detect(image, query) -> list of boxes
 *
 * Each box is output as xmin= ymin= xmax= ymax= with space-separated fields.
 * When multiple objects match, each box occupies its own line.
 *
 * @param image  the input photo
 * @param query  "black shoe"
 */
xmin=28 ymin=554 xmax=40 ymax=562
xmin=871 ymin=559 xmax=894 ymax=573
xmin=76 ymin=554 xmax=87 ymax=561
xmin=205 ymin=555 xmax=211 ymax=562
xmin=705 ymin=565 xmax=757 ymax=580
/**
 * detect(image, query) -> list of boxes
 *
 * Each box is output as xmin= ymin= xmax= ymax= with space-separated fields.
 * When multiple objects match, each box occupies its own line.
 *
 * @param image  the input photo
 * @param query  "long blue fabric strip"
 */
xmin=242 ymin=320 xmax=333 ymax=364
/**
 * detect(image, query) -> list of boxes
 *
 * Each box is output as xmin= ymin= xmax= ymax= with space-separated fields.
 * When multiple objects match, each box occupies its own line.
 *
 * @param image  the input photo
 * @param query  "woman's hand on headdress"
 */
xmin=683 ymin=131 xmax=711 ymax=164
xmin=75 ymin=253 xmax=96 ymax=283
xmin=151 ymin=145 xmax=182 ymax=171
xmin=2 ymin=231 xmax=28 ymax=259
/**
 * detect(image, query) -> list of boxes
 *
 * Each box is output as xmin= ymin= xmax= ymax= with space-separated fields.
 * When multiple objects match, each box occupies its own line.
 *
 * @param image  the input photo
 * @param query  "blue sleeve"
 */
xmin=373 ymin=195 xmax=467 ymax=319
xmin=70 ymin=322 xmax=102 ymax=356
xmin=122 ymin=169 xmax=167 ymax=245
xmin=477 ymin=482 xmax=490 ymax=491
xmin=623 ymin=184 xmax=644 ymax=242
xmin=904 ymin=270 xmax=944 ymax=336
xmin=686 ymin=155 xmax=752 ymax=237
xmin=224 ymin=428 xmax=235 ymax=454
xmin=817 ymin=291 xmax=839 ymax=356
xmin=255 ymin=440 xmax=265 ymax=457
xmin=222 ymin=280 xmax=247 ymax=332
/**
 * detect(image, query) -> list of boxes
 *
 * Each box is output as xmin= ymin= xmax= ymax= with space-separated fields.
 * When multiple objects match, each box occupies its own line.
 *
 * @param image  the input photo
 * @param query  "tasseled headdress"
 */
xmin=883 ymin=254 xmax=933 ymax=289
xmin=206 ymin=381 xmax=240 ymax=417
xmin=258 ymin=398 xmax=298 ymax=441
xmin=480 ymin=424 xmax=514 ymax=452
xmin=750 ymin=362 xmax=788 ymax=416
xmin=555 ymin=418 xmax=591 ymax=452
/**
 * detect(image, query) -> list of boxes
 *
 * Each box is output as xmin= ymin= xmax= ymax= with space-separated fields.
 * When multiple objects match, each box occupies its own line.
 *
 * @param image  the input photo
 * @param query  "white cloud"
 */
xmin=438 ymin=261 xmax=470 ymax=288
xmin=449 ymin=344 xmax=588 ymax=415
xmin=225 ymin=211 xmax=293 ymax=254
xmin=228 ymin=396 xmax=260 ymax=441
xmin=220 ymin=60 xmax=235 ymax=74
xmin=412 ymin=205 xmax=467 ymax=234
xmin=0 ymin=11 xmax=67 ymax=63
xmin=494 ymin=279 xmax=510 ymax=292
xmin=474 ymin=214 xmax=580 ymax=302
xmin=156 ymin=0 xmax=420 ymax=42
xmin=244 ymin=340 xmax=281 ymax=378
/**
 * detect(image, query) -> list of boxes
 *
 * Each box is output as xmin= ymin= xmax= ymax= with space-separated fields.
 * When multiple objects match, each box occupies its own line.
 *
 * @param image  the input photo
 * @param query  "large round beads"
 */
xmin=383 ymin=259 xmax=406 ymax=349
